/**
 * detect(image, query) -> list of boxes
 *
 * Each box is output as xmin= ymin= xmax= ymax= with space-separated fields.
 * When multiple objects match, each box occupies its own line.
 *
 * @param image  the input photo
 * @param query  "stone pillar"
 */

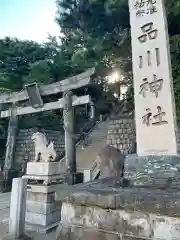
xmin=63 ymin=91 xmax=76 ymax=173
xmin=3 ymin=106 xmax=18 ymax=190
xmin=84 ymin=170 xmax=92 ymax=182
xmin=128 ymin=0 xmax=178 ymax=156
xmin=8 ymin=178 xmax=28 ymax=239
xmin=90 ymin=101 xmax=95 ymax=120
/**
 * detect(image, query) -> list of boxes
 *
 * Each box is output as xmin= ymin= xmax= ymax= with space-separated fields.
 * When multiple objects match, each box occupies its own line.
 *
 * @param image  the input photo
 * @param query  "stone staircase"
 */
xmin=76 ymin=120 xmax=109 ymax=173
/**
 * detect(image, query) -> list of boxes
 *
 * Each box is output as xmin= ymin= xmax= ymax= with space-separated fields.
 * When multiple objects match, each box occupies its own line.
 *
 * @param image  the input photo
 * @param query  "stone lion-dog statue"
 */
xmin=31 ymin=132 xmax=57 ymax=162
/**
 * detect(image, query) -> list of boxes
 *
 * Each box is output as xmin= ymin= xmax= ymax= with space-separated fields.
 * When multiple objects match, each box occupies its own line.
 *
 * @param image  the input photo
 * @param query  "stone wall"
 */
xmin=106 ymin=118 xmax=136 ymax=154
xmin=56 ymin=176 xmax=180 ymax=240
xmin=57 ymin=201 xmax=180 ymax=240
xmin=106 ymin=117 xmax=180 ymax=154
xmin=14 ymin=129 xmax=65 ymax=170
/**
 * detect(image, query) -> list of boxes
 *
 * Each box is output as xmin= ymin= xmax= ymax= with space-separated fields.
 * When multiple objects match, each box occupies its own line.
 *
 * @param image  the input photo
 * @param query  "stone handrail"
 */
xmin=91 ymin=161 xmax=100 ymax=180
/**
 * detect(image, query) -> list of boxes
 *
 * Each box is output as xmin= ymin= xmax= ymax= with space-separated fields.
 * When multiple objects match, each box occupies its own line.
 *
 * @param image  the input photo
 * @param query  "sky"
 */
xmin=0 ymin=0 xmax=60 ymax=43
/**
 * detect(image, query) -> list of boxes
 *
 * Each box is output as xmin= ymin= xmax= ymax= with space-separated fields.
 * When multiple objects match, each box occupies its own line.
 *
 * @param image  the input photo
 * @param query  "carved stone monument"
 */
xmin=129 ymin=0 xmax=178 ymax=156
xmin=23 ymin=132 xmax=65 ymax=232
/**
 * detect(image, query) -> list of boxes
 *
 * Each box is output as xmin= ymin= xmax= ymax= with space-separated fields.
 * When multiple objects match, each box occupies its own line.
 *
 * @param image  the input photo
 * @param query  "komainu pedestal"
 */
xmin=23 ymin=162 xmax=65 ymax=233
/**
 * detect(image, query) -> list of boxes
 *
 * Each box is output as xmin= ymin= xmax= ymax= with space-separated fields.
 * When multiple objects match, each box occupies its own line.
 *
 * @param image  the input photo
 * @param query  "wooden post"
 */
xmin=3 ymin=105 xmax=18 ymax=189
xmin=63 ymin=91 xmax=76 ymax=173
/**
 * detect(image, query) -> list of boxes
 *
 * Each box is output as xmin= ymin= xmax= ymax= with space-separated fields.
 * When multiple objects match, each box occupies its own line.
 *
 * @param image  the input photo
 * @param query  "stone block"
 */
xmin=26 ymin=210 xmax=61 ymax=226
xmin=26 ymin=183 xmax=61 ymax=194
xmin=27 ymin=191 xmax=55 ymax=203
xmin=123 ymin=144 xmax=128 ymax=149
xmin=84 ymin=170 xmax=92 ymax=182
xmin=26 ymin=200 xmax=62 ymax=214
xmin=26 ymin=162 xmax=65 ymax=176
xmin=106 ymin=139 xmax=112 ymax=145
xmin=124 ymin=154 xmax=180 ymax=189
xmin=127 ymin=129 xmax=131 ymax=134
xmin=64 ymin=193 xmax=117 ymax=209
xmin=124 ymin=134 xmax=128 ymax=139
xmin=56 ymin=225 xmax=121 ymax=240
xmin=152 ymin=215 xmax=180 ymax=239
xmin=60 ymin=203 xmax=153 ymax=238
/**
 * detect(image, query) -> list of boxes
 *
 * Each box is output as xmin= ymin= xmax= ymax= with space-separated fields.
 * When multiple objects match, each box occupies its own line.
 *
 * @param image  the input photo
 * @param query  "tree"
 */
xmin=23 ymin=60 xmax=53 ymax=85
xmin=54 ymin=0 xmax=132 ymax=110
xmin=56 ymin=0 xmax=180 ymax=119
xmin=0 ymin=37 xmax=53 ymax=90
xmin=55 ymin=0 xmax=130 ymax=68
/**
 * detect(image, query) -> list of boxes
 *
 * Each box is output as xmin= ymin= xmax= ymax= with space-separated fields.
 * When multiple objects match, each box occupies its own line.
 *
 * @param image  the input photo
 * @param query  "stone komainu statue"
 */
xmin=31 ymin=132 xmax=57 ymax=162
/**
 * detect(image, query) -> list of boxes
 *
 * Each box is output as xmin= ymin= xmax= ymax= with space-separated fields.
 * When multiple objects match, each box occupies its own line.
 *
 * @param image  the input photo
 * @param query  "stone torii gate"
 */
xmin=0 ymin=68 xmax=95 ymax=187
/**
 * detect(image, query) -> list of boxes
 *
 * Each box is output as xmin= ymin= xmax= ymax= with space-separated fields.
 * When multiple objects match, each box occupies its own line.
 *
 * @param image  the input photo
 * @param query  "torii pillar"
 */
xmin=3 ymin=105 xmax=18 ymax=190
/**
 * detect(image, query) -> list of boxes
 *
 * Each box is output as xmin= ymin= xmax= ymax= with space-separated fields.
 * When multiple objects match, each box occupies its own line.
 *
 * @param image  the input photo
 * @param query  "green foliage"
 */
xmin=55 ymin=0 xmax=132 ymax=108
xmin=56 ymin=0 xmax=180 ymax=120
xmin=56 ymin=0 xmax=130 ymax=65
xmin=170 ymin=35 xmax=180 ymax=121
xmin=0 ymin=37 xmax=53 ymax=90
xmin=23 ymin=60 xmax=53 ymax=85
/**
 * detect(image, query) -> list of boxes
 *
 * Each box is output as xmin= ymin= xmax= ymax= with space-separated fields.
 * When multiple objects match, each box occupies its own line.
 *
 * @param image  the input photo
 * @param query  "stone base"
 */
xmin=25 ymin=183 xmax=61 ymax=232
xmin=26 ymin=162 xmax=65 ymax=176
xmin=26 ymin=210 xmax=61 ymax=227
xmin=55 ymin=154 xmax=180 ymax=240
xmin=56 ymin=179 xmax=180 ymax=240
xmin=125 ymin=154 xmax=180 ymax=188
xmin=23 ymin=162 xmax=66 ymax=185
xmin=25 ymin=221 xmax=59 ymax=234
xmin=26 ymin=200 xmax=61 ymax=214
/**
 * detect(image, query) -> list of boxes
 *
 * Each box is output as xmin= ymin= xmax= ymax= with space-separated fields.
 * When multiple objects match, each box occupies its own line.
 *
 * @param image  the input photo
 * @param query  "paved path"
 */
xmin=0 ymin=192 xmax=56 ymax=239
xmin=0 ymin=192 xmax=10 ymax=226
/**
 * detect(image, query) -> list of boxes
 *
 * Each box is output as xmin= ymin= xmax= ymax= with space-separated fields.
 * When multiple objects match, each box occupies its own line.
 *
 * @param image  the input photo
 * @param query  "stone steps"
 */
xmin=76 ymin=121 xmax=109 ymax=172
